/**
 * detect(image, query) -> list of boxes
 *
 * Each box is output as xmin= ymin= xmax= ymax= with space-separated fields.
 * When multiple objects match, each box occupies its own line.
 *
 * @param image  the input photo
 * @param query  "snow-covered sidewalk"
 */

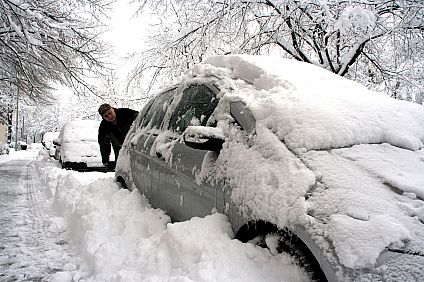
xmin=0 ymin=150 xmax=78 ymax=281
xmin=1 ymin=149 xmax=308 ymax=281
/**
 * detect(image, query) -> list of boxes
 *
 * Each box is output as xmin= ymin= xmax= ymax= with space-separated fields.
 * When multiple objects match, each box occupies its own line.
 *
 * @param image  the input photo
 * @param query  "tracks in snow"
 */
xmin=0 ymin=159 xmax=78 ymax=281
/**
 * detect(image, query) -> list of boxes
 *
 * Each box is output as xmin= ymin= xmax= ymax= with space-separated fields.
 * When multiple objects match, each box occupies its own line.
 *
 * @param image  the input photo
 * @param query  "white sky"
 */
xmin=103 ymin=0 xmax=149 ymax=57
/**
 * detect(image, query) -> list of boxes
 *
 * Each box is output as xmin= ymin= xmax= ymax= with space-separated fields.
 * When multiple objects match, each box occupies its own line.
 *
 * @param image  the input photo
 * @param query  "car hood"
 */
xmin=299 ymin=143 xmax=424 ymax=277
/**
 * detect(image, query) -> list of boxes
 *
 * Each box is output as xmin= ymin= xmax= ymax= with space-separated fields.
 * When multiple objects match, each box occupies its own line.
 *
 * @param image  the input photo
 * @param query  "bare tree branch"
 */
xmin=0 ymin=0 xmax=112 ymax=105
xmin=129 ymin=0 xmax=424 ymax=103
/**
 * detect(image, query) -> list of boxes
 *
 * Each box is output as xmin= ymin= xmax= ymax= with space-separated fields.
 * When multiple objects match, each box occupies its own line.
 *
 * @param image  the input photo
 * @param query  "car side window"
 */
xmin=169 ymin=85 xmax=219 ymax=134
xmin=131 ymin=99 xmax=154 ymax=131
xmin=141 ymin=88 xmax=176 ymax=129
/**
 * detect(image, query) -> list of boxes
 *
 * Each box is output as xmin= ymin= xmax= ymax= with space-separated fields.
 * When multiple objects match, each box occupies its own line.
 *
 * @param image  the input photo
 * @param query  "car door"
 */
xmin=129 ymin=88 xmax=176 ymax=207
xmin=149 ymin=83 xmax=222 ymax=222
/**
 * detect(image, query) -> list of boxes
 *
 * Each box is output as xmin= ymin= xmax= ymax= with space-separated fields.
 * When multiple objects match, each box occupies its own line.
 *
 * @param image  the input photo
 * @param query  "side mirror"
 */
xmin=183 ymin=126 xmax=225 ymax=153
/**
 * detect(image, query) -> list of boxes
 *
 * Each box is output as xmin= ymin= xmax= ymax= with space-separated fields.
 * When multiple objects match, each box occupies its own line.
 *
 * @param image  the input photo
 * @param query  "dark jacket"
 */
xmin=98 ymin=108 xmax=138 ymax=163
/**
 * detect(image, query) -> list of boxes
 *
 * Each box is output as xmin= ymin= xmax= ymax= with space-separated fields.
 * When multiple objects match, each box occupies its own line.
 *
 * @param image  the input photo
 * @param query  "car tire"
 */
xmin=235 ymin=221 xmax=326 ymax=282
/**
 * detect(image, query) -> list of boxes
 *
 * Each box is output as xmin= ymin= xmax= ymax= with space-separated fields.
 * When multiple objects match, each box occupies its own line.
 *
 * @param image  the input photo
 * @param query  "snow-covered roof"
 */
xmin=60 ymin=120 xmax=100 ymax=143
xmin=202 ymin=55 xmax=424 ymax=151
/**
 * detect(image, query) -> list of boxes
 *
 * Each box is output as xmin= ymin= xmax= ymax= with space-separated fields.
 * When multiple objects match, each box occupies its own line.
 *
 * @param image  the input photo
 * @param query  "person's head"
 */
xmin=98 ymin=103 xmax=116 ymax=123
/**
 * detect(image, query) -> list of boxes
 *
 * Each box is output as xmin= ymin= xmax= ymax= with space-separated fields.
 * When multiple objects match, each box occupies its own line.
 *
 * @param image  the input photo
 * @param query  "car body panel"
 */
xmin=129 ymin=128 xmax=226 ymax=223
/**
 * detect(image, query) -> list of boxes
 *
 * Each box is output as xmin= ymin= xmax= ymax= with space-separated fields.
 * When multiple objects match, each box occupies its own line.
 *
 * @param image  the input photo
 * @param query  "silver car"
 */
xmin=116 ymin=55 xmax=424 ymax=281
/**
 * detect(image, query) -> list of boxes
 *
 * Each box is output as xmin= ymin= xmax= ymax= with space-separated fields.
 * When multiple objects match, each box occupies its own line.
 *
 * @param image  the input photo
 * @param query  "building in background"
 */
xmin=0 ymin=116 xmax=6 ymax=143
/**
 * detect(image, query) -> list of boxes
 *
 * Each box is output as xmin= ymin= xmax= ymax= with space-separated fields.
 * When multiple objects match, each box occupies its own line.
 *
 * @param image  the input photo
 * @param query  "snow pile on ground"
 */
xmin=34 ymin=151 xmax=309 ymax=282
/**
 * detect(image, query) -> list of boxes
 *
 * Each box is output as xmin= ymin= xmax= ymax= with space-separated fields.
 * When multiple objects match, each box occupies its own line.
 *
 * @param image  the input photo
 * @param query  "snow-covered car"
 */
xmin=55 ymin=120 xmax=105 ymax=171
xmin=48 ymin=146 xmax=56 ymax=157
xmin=0 ymin=142 xmax=9 ymax=155
xmin=17 ymin=141 xmax=27 ymax=150
xmin=53 ymin=138 xmax=61 ymax=160
xmin=42 ymin=131 xmax=60 ymax=157
xmin=115 ymin=55 xmax=424 ymax=281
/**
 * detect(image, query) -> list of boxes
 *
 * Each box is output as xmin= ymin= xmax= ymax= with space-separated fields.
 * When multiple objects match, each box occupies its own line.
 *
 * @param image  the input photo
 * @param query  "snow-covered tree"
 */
xmin=130 ymin=0 xmax=424 ymax=103
xmin=0 ymin=0 xmax=112 ymax=103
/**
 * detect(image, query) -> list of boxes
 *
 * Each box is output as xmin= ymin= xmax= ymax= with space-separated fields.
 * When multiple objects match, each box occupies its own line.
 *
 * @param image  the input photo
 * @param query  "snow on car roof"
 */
xmin=61 ymin=120 xmax=100 ymax=143
xmin=201 ymin=55 xmax=424 ymax=151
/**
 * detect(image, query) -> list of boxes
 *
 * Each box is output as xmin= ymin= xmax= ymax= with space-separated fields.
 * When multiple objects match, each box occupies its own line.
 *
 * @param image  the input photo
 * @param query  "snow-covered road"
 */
xmin=0 ymin=151 xmax=78 ymax=281
xmin=0 ymin=149 xmax=308 ymax=282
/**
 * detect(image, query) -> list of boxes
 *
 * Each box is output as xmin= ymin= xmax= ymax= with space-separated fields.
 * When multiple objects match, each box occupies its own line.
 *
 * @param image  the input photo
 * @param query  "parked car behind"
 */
xmin=0 ymin=142 xmax=9 ymax=155
xmin=55 ymin=120 xmax=105 ymax=171
xmin=53 ymin=138 xmax=61 ymax=160
xmin=17 ymin=141 xmax=27 ymax=150
xmin=41 ymin=131 xmax=60 ymax=157
xmin=115 ymin=55 xmax=424 ymax=281
xmin=42 ymin=131 xmax=60 ymax=157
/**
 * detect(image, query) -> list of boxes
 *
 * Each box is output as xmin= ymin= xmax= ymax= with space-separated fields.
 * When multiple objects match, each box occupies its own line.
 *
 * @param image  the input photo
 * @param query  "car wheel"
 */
xmin=235 ymin=221 xmax=326 ymax=282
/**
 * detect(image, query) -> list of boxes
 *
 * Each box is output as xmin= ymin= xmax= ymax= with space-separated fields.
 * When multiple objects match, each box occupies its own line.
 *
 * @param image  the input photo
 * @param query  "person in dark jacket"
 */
xmin=98 ymin=103 xmax=138 ymax=170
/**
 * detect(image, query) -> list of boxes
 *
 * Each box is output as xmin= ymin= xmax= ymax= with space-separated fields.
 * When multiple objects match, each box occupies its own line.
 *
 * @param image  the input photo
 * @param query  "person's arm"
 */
xmin=120 ymin=108 xmax=139 ymax=122
xmin=98 ymin=123 xmax=111 ymax=164
xmin=130 ymin=109 xmax=139 ymax=121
